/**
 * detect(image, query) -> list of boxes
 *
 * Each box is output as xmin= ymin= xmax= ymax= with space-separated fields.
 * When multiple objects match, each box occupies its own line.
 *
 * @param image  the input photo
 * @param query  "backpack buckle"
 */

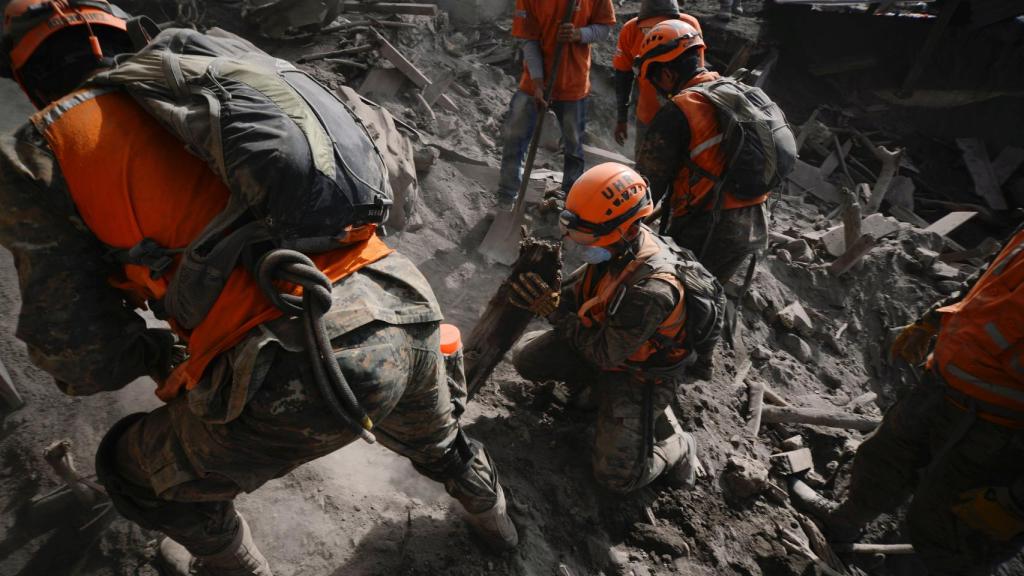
xmin=125 ymin=238 xmax=180 ymax=279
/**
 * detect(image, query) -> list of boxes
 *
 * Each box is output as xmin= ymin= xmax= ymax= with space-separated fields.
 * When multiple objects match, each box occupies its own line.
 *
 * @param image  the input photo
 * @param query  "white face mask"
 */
xmin=580 ymin=245 xmax=613 ymax=264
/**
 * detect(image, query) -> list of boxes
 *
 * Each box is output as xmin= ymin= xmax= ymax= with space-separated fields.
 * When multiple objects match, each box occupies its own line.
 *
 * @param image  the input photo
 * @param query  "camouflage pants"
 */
xmin=511 ymin=329 xmax=684 ymax=493
xmin=842 ymin=373 xmax=1024 ymax=575
xmin=667 ymin=202 xmax=768 ymax=285
xmin=97 ymin=321 xmax=499 ymax=556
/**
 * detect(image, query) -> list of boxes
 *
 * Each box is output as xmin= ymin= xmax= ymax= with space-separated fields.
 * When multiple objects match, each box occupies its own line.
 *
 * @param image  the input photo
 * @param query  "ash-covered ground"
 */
xmin=2 ymin=1 xmax=1023 ymax=575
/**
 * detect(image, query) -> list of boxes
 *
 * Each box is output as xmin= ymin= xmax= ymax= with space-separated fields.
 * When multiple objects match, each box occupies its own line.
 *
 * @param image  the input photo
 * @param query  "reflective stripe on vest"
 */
xmin=576 ymin=229 xmax=688 ymax=368
xmin=931 ymin=226 xmax=1024 ymax=424
xmin=34 ymin=89 xmax=394 ymax=401
xmin=669 ymin=72 xmax=769 ymax=218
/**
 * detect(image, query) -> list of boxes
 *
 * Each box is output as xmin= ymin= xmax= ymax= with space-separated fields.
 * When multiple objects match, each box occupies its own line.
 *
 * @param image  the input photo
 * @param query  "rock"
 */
xmin=721 ymin=456 xmax=769 ymax=500
xmin=435 ymin=115 xmax=456 ymax=137
xmin=780 ymin=435 xmax=804 ymax=451
xmin=776 ymin=248 xmax=793 ymax=264
xmin=412 ymin=146 xmax=439 ymax=174
xmin=630 ymin=523 xmax=690 ymax=558
xmin=751 ymin=345 xmax=773 ymax=362
xmin=780 ymin=333 xmax=813 ymax=362
xmin=804 ymin=470 xmax=828 ymax=488
xmin=777 ymin=301 xmax=814 ymax=334
xmin=785 ymin=238 xmax=814 ymax=262
xmin=912 ymin=246 xmax=939 ymax=268
xmin=936 ymin=280 xmax=961 ymax=294
xmin=929 ymin=261 xmax=961 ymax=281
xmin=743 ymin=289 xmax=768 ymax=313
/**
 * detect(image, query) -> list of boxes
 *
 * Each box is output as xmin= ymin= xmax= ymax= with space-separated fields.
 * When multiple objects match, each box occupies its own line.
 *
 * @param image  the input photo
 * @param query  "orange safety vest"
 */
xmin=669 ymin=71 xmax=769 ymax=218
xmin=575 ymin=229 xmax=689 ymax=370
xmin=929 ymin=226 xmax=1024 ymax=427
xmin=32 ymin=88 xmax=393 ymax=401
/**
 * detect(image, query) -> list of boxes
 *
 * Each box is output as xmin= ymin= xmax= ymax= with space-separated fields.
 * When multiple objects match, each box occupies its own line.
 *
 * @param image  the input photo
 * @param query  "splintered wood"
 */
xmin=465 ymin=239 xmax=562 ymax=399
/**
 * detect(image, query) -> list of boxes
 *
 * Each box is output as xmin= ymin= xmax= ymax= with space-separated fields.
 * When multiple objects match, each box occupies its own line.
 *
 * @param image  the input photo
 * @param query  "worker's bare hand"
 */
xmin=532 ymin=81 xmax=547 ymax=106
xmin=509 ymin=272 xmax=560 ymax=317
xmin=889 ymin=319 xmax=939 ymax=365
xmin=558 ymin=23 xmax=582 ymax=43
xmin=613 ymin=121 xmax=628 ymax=145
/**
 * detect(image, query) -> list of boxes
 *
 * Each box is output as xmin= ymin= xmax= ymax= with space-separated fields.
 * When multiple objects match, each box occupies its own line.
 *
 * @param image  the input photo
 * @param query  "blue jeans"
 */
xmin=497 ymin=90 xmax=587 ymax=201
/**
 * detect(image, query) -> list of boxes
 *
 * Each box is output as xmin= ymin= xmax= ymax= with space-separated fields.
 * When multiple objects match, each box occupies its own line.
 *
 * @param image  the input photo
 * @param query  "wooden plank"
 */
xmin=924 ymin=211 xmax=977 ymax=237
xmin=829 ymin=234 xmax=877 ymax=277
xmin=992 ymin=146 xmax=1024 ymax=185
xmin=761 ymin=405 xmax=881 ymax=431
xmin=957 ymin=138 xmax=1008 ymax=210
xmin=787 ymin=158 xmax=841 ymax=204
xmin=819 ymin=139 xmax=852 ymax=177
xmin=466 ymin=239 xmax=562 ymax=399
xmin=813 ymin=212 xmax=900 ymax=257
xmin=343 ymin=2 xmax=439 ymax=16
xmin=373 ymin=30 xmax=457 ymax=112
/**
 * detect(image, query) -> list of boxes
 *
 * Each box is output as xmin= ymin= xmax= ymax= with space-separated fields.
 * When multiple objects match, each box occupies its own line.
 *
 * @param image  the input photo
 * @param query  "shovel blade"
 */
xmin=478 ymin=211 xmax=521 ymax=265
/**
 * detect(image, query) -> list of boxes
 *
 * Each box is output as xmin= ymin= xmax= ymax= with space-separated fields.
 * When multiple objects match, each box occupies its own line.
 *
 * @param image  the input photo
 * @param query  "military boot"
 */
xmin=790 ymin=484 xmax=870 ymax=543
xmin=464 ymin=485 xmax=519 ymax=552
xmin=658 ymin=431 xmax=701 ymax=489
xmin=157 ymin=514 xmax=273 ymax=576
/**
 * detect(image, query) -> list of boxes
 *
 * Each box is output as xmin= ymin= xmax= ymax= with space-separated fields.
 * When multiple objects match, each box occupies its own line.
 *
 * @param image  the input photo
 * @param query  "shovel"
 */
xmin=478 ymin=0 xmax=579 ymax=265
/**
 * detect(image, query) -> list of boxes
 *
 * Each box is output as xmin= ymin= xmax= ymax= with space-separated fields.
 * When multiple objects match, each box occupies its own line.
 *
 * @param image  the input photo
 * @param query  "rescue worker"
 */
xmin=632 ymin=19 xmax=772 ymax=379
xmin=611 ymin=0 xmax=700 ymax=159
xmin=813 ymin=224 xmax=1024 ymax=576
xmin=0 ymin=2 xmax=517 ymax=575
xmin=507 ymin=162 xmax=715 ymax=494
xmin=496 ymin=0 xmax=616 ymax=209
xmin=633 ymin=18 xmax=769 ymax=287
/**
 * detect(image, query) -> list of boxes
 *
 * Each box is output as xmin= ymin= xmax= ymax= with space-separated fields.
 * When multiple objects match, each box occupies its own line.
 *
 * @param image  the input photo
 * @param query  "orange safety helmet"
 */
xmin=635 ymin=18 xmax=704 ymax=84
xmin=560 ymin=163 xmax=653 ymax=248
xmin=1 ymin=0 xmax=128 ymax=82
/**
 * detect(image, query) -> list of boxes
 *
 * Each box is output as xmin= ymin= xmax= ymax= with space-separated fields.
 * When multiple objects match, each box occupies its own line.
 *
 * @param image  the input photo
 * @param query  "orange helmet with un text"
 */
xmin=560 ymin=163 xmax=653 ymax=248
xmin=1 ymin=0 xmax=129 ymax=101
xmin=635 ymin=18 xmax=704 ymax=84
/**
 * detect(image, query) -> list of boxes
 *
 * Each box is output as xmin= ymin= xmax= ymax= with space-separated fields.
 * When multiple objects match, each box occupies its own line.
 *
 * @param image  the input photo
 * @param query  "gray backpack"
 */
xmin=684 ymin=75 xmax=796 ymax=199
xmin=88 ymin=27 xmax=392 ymax=329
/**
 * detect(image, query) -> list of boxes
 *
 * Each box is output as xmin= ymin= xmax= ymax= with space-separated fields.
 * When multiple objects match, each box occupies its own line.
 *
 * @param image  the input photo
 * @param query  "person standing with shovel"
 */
xmin=495 ymin=0 xmax=616 ymax=212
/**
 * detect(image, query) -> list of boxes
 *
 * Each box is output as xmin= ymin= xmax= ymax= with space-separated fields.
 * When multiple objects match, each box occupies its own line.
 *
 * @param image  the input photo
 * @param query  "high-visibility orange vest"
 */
xmin=669 ymin=71 xmax=769 ymax=218
xmin=32 ymin=88 xmax=393 ymax=401
xmin=929 ymin=226 xmax=1024 ymax=427
xmin=575 ymin=229 xmax=689 ymax=370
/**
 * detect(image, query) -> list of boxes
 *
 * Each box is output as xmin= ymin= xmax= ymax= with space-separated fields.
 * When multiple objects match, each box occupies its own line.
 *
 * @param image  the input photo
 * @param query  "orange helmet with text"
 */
xmin=1 ymin=0 xmax=128 ymax=90
xmin=635 ymin=18 xmax=704 ymax=84
xmin=560 ymin=163 xmax=653 ymax=248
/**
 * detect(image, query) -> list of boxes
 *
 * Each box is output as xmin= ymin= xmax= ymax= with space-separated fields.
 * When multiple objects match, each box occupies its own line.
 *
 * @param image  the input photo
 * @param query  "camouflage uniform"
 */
xmin=511 ymin=244 xmax=690 ymax=493
xmin=837 ymin=372 xmax=1024 ymax=576
xmin=0 ymin=123 xmax=501 ymax=555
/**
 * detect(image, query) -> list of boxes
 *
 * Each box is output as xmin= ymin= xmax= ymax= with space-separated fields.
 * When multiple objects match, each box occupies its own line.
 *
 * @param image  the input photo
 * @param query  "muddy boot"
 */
xmin=685 ymin=353 xmax=714 ymax=381
xmin=659 ymin=432 xmax=700 ymax=489
xmin=790 ymin=484 xmax=869 ymax=543
xmin=157 ymin=515 xmax=273 ymax=576
xmin=464 ymin=485 xmax=519 ymax=552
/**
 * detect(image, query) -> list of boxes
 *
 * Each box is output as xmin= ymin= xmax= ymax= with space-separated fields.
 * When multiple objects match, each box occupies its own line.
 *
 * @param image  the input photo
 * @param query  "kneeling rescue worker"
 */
xmin=0 ymin=1 xmax=517 ymax=574
xmin=813 ymin=224 xmax=1024 ymax=576
xmin=508 ymin=162 xmax=722 ymax=493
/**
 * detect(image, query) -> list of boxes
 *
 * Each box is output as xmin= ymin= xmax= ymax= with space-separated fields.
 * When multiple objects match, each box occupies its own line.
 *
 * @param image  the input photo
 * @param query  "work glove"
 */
xmin=952 ymin=487 xmax=1024 ymax=542
xmin=509 ymin=272 xmax=560 ymax=317
xmin=613 ymin=121 xmax=628 ymax=145
xmin=557 ymin=22 xmax=582 ymax=43
xmin=889 ymin=318 xmax=940 ymax=365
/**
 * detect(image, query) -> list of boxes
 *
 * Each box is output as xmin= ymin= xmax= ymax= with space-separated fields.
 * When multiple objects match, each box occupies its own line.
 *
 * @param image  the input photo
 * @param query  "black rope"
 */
xmin=257 ymin=249 xmax=376 ymax=443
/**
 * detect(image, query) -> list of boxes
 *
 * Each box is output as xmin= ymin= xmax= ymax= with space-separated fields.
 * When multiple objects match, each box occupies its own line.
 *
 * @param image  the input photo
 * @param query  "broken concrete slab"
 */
xmin=957 ymin=137 xmax=1008 ymax=210
xmin=787 ymin=158 xmax=841 ymax=204
xmin=770 ymin=447 xmax=814 ymax=475
xmin=805 ymin=213 xmax=901 ymax=257
xmin=924 ymin=211 xmax=977 ymax=237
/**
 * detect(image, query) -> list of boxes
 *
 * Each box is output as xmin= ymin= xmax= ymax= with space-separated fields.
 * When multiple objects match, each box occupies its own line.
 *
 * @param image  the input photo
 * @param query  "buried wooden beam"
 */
xmin=747 ymin=380 xmax=765 ymax=437
xmin=829 ymin=234 xmax=877 ymax=277
xmin=761 ymin=405 xmax=882 ymax=432
xmin=465 ymin=239 xmax=562 ymax=399
xmin=833 ymin=543 xmax=915 ymax=555
xmin=840 ymin=186 xmax=862 ymax=253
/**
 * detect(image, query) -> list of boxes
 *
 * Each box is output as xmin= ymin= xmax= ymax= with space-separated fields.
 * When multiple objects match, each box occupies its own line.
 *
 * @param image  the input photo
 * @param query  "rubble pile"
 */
xmin=0 ymin=1 xmax=1021 ymax=575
